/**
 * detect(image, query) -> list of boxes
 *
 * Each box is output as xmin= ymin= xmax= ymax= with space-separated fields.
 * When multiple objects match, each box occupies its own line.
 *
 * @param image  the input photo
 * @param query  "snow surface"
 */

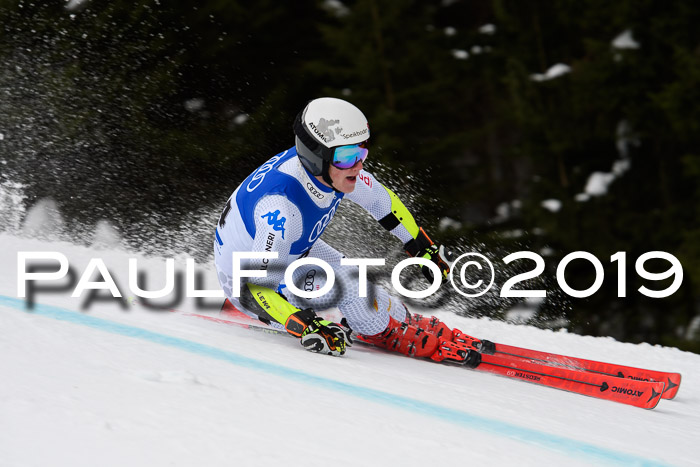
xmin=1 ymin=234 xmax=699 ymax=467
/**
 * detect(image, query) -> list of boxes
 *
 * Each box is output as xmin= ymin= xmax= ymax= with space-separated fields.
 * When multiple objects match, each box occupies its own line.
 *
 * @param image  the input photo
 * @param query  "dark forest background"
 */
xmin=0 ymin=0 xmax=698 ymax=351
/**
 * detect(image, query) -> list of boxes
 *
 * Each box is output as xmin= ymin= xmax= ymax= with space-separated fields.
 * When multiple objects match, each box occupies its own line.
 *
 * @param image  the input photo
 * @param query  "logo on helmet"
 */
xmin=308 ymin=118 xmax=342 ymax=144
xmin=309 ymin=118 xmax=356 ymax=144
xmin=339 ymin=128 xmax=369 ymax=140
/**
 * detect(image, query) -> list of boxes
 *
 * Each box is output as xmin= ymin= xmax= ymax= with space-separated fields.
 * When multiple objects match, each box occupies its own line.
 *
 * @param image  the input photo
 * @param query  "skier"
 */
xmin=214 ymin=97 xmax=483 ymax=366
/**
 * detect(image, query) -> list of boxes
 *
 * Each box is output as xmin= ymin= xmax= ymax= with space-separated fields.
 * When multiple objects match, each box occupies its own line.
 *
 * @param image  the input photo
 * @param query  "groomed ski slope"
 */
xmin=1 ymin=234 xmax=699 ymax=467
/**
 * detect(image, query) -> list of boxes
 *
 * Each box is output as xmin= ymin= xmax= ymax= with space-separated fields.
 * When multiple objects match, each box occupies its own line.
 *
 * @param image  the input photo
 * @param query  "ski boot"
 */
xmin=359 ymin=316 xmax=438 ymax=358
xmin=430 ymin=339 xmax=482 ymax=368
xmin=406 ymin=311 xmax=454 ymax=340
xmin=359 ymin=316 xmax=481 ymax=367
xmin=406 ymin=310 xmax=495 ymax=355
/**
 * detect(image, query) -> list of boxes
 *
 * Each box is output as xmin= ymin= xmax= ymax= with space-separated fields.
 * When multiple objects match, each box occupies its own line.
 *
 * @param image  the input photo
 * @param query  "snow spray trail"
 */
xmin=0 ymin=295 xmax=670 ymax=467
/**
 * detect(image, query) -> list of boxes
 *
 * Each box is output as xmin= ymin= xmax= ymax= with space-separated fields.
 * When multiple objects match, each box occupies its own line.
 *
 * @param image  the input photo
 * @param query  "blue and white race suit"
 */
xmin=214 ymin=147 xmax=415 ymax=335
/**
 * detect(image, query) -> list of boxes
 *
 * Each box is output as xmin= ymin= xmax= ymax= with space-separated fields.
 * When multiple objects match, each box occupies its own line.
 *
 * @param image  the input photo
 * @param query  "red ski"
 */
xmin=475 ymin=352 xmax=666 ymax=409
xmin=183 ymin=301 xmax=676 ymax=409
xmin=489 ymin=343 xmax=681 ymax=400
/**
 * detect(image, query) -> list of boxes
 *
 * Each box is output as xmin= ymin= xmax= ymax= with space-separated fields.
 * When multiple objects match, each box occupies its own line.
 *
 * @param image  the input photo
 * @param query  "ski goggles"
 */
xmin=331 ymin=142 xmax=369 ymax=169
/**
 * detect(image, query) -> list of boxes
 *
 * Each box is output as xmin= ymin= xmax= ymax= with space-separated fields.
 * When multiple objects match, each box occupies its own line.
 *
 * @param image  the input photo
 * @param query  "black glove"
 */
xmin=285 ymin=308 xmax=353 ymax=356
xmin=404 ymin=228 xmax=451 ymax=283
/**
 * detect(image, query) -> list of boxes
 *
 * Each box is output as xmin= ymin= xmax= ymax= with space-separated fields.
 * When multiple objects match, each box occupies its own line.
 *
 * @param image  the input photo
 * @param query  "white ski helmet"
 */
xmin=293 ymin=97 xmax=370 ymax=185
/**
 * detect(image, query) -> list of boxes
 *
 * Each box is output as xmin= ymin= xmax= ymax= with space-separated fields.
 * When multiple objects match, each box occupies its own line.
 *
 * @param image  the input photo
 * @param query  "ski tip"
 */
xmin=660 ymin=373 xmax=682 ymax=400
xmin=645 ymin=382 xmax=666 ymax=410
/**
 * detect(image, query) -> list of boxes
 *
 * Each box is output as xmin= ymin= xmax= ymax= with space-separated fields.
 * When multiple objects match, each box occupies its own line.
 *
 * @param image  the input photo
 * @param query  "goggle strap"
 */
xmin=293 ymin=111 xmax=321 ymax=152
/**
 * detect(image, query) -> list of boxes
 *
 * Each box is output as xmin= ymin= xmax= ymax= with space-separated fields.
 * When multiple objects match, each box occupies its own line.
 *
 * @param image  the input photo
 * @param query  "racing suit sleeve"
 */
xmin=343 ymin=169 xmax=421 ymax=246
xmin=238 ymin=194 xmax=306 ymax=326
